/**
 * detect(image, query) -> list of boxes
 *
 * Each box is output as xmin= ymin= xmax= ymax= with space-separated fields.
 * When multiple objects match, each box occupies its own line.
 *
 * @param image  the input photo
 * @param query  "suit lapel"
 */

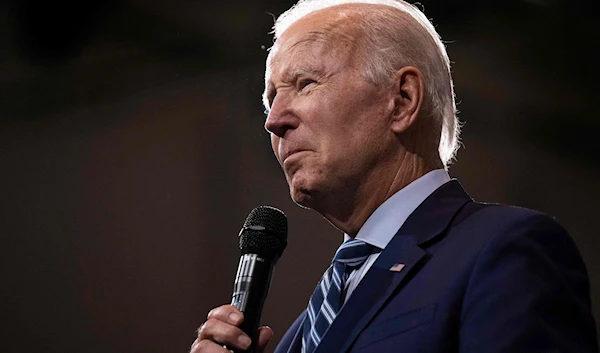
xmin=286 ymin=313 xmax=305 ymax=353
xmin=314 ymin=180 xmax=472 ymax=353
xmin=314 ymin=236 xmax=426 ymax=353
xmin=273 ymin=311 xmax=306 ymax=353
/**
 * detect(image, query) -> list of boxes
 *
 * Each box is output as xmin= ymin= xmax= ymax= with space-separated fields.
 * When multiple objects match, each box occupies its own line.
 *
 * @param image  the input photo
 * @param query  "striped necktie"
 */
xmin=301 ymin=239 xmax=375 ymax=353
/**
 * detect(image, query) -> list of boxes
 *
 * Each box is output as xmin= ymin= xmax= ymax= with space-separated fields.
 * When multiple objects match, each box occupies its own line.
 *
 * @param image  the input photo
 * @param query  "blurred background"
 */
xmin=0 ymin=0 xmax=598 ymax=352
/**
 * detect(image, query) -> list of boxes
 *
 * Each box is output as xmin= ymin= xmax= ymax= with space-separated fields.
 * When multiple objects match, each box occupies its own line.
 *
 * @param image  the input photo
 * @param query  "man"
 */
xmin=191 ymin=0 xmax=598 ymax=352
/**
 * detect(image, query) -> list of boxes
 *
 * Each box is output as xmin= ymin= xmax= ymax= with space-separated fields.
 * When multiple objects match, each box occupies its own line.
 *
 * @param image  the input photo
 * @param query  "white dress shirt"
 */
xmin=343 ymin=169 xmax=451 ymax=302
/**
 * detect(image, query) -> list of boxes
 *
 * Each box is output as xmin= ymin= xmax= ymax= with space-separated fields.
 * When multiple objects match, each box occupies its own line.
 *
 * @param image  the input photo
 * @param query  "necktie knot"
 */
xmin=333 ymin=238 xmax=375 ymax=269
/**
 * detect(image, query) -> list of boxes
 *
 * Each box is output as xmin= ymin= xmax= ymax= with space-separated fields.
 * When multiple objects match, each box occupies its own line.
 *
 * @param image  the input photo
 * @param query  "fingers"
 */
xmin=193 ymin=305 xmax=252 ymax=352
xmin=255 ymin=326 xmax=275 ymax=353
xmin=206 ymin=305 xmax=244 ymax=326
xmin=190 ymin=337 xmax=232 ymax=353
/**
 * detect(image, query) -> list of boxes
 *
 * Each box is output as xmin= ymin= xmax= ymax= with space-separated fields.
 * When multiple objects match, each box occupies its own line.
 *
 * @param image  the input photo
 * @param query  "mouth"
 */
xmin=281 ymin=149 xmax=307 ymax=163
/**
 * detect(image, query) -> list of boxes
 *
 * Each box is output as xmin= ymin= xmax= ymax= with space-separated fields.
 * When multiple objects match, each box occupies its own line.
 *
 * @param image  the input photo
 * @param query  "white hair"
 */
xmin=265 ymin=0 xmax=461 ymax=167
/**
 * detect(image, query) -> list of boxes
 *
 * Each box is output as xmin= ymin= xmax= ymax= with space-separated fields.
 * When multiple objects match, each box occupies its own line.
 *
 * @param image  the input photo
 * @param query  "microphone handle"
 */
xmin=230 ymin=253 xmax=276 ymax=353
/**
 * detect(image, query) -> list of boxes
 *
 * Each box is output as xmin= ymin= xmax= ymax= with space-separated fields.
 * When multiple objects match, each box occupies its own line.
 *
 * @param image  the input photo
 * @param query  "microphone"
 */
xmin=230 ymin=206 xmax=288 ymax=353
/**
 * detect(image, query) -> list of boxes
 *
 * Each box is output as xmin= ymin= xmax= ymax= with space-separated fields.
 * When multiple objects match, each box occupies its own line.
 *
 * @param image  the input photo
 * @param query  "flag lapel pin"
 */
xmin=389 ymin=263 xmax=405 ymax=272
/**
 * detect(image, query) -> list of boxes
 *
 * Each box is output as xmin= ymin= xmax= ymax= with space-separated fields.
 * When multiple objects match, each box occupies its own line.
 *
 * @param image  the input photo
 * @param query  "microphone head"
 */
xmin=239 ymin=206 xmax=288 ymax=260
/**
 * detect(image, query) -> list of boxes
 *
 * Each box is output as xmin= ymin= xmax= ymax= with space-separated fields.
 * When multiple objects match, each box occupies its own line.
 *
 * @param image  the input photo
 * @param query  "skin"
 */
xmin=191 ymin=305 xmax=273 ymax=353
xmin=264 ymin=5 xmax=441 ymax=236
xmin=193 ymin=4 xmax=442 ymax=352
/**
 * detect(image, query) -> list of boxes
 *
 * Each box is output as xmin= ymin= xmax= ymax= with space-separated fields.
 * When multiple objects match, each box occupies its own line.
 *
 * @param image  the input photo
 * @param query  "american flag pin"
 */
xmin=389 ymin=263 xmax=405 ymax=272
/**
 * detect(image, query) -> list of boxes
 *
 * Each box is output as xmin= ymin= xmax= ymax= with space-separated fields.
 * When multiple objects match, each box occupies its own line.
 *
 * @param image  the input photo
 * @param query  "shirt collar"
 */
xmin=344 ymin=169 xmax=451 ymax=249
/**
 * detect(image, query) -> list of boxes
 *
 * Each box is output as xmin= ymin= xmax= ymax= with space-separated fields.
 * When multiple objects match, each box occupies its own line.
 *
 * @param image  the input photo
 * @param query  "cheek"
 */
xmin=331 ymin=115 xmax=390 ymax=164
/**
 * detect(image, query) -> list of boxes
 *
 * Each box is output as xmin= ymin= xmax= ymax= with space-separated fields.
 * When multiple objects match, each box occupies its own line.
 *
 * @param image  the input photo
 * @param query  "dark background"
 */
xmin=1 ymin=0 xmax=598 ymax=352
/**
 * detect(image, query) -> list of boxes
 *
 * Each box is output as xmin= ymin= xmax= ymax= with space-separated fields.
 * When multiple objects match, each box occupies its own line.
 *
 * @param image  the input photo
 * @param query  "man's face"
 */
xmin=264 ymin=10 xmax=396 ymax=210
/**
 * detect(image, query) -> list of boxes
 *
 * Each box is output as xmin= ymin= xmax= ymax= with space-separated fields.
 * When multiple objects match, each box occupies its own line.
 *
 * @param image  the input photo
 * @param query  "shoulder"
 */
xmin=453 ymin=201 xmax=572 ymax=247
xmin=454 ymin=201 xmax=586 ymax=269
xmin=455 ymin=203 xmax=597 ymax=351
xmin=457 ymin=200 xmax=562 ymax=226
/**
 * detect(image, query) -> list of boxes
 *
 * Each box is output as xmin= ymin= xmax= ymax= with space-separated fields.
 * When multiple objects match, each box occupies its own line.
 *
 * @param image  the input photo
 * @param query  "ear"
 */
xmin=389 ymin=66 xmax=424 ymax=134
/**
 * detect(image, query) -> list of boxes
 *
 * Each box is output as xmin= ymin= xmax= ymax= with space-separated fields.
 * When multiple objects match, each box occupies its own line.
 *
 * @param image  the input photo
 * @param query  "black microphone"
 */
xmin=230 ymin=206 xmax=288 ymax=353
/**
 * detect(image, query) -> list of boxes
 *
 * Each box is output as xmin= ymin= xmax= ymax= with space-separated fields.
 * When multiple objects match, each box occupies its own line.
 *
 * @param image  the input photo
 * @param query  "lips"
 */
xmin=279 ymin=145 xmax=312 ymax=163
xmin=281 ymin=149 xmax=305 ymax=162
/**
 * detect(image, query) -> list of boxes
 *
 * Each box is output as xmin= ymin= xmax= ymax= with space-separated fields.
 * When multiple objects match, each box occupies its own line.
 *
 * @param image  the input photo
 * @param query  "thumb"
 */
xmin=255 ymin=326 xmax=274 ymax=353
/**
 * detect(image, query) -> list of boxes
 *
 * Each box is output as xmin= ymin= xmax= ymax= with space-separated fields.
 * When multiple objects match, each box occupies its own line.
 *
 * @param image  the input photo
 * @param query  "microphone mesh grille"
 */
xmin=239 ymin=206 xmax=288 ymax=258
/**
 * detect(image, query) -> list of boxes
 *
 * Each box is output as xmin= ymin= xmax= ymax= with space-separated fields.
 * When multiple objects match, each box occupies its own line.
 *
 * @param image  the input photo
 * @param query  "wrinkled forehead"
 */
xmin=266 ymin=7 xmax=362 ymax=74
xmin=268 ymin=33 xmax=353 ymax=73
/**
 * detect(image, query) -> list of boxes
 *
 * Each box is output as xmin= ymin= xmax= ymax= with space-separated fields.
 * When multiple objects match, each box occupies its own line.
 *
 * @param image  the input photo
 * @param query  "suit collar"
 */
xmin=313 ymin=180 xmax=472 ymax=353
xmin=346 ymin=169 xmax=452 ymax=250
xmin=398 ymin=179 xmax=472 ymax=245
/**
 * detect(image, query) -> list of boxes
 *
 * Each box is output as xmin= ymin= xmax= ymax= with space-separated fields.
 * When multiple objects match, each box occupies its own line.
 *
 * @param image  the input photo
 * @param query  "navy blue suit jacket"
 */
xmin=273 ymin=180 xmax=597 ymax=353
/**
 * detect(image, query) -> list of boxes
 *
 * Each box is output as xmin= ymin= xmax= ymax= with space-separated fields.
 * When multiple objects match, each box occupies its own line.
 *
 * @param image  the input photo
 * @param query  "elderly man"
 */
xmin=191 ymin=0 xmax=597 ymax=352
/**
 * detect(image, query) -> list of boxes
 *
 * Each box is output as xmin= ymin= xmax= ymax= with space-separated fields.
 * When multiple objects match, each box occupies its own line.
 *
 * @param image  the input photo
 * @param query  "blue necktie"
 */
xmin=301 ymin=239 xmax=375 ymax=353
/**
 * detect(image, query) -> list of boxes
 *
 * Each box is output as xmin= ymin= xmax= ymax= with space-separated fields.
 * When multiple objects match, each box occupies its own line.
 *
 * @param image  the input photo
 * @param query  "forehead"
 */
xmin=266 ymin=7 xmax=362 ymax=78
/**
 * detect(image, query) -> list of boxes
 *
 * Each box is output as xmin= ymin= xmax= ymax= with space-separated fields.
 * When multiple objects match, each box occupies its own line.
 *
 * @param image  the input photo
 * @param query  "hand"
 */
xmin=190 ymin=305 xmax=274 ymax=353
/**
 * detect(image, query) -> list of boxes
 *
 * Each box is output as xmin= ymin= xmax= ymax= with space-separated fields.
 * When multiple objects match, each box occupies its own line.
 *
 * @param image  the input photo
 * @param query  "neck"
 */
xmin=318 ymin=151 xmax=442 ymax=237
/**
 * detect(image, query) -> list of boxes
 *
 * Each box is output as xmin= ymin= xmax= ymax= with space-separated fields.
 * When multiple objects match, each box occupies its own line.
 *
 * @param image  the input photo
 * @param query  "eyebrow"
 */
xmin=265 ymin=66 xmax=325 ymax=102
xmin=266 ymin=56 xmax=322 ymax=83
xmin=284 ymin=67 xmax=324 ymax=82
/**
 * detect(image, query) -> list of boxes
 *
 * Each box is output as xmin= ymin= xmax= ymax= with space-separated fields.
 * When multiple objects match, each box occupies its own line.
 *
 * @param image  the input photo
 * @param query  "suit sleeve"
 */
xmin=459 ymin=213 xmax=598 ymax=352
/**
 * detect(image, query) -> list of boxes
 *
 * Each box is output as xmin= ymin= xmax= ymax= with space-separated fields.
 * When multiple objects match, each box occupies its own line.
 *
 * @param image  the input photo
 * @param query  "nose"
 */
xmin=264 ymin=94 xmax=298 ymax=137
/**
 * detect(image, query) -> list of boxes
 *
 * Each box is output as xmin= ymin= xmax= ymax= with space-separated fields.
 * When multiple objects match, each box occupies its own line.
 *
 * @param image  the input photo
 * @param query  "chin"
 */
xmin=285 ymin=168 xmax=331 ymax=209
xmin=288 ymin=178 xmax=320 ymax=210
xmin=289 ymin=186 xmax=315 ymax=209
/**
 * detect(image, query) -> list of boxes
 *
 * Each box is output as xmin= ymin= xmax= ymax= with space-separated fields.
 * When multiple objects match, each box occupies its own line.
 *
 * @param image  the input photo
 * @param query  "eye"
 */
xmin=298 ymin=79 xmax=316 ymax=90
xmin=266 ymin=89 xmax=277 ymax=107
